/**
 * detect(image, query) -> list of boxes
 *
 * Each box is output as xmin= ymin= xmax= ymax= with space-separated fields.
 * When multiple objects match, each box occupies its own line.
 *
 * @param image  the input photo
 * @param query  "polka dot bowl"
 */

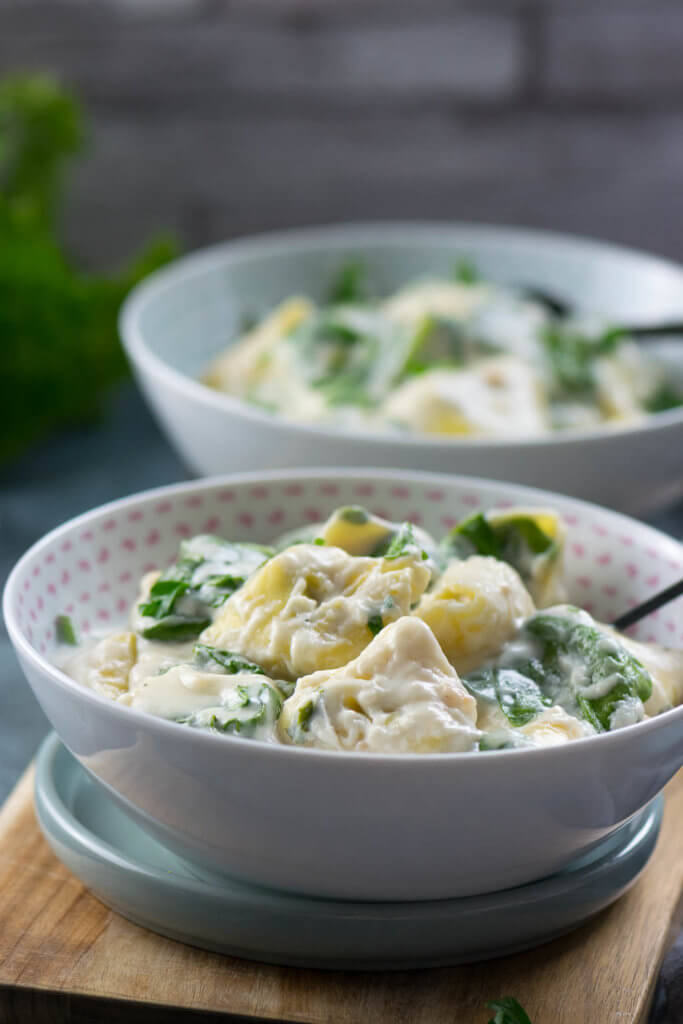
xmin=4 ymin=469 xmax=683 ymax=901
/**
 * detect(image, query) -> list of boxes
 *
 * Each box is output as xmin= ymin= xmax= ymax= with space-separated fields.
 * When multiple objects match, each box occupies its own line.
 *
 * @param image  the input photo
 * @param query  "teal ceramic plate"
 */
xmin=34 ymin=733 xmax=662 ymax=971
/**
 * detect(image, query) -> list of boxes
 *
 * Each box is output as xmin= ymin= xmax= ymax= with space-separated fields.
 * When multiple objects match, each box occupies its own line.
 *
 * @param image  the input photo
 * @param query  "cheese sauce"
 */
xmin=202 ymin=271 xmax=681 ymax=438
xmin=56 ymin=505 xmax=683 ymax=753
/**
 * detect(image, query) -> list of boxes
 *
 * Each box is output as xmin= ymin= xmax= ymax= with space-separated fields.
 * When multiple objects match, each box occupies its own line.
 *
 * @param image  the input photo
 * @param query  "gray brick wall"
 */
xmin=2 ymin=0 xmax=682 ymax=267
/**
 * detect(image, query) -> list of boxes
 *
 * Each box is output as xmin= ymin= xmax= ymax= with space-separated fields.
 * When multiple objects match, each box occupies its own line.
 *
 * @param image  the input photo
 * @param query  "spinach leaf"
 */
xmin=402 ymin=315 xmax=467 ymax=376
xmin=367 ymin=595 xmax=395 ymax=637
xmin=441 ymin=512 xmax=500 ymax=560
xmin=526 ymin=614 xmax=653 ymax=731
xmin=367 ymin=611 xmax=384 ymax=637
xmin=541 ymin=324 xmax=622 ymax=401
xmin=644 ymin=382 xmax=683 ymax=413
xmin=287 ymin=697 xmax=319 ymax=742
xmin=180 ymin=681 xmax=282 ymax=738
xmin=289 ymin=308 xmax=410 ymax=408
xmin=139 ymin=575 xmax=190 ymax=619
xmin=401 ymin=315 xmax=500 ymax=378
xmin=374 ymin=522 xmax=428 ymax=561
xmin=178 ymin=535 xmax=273 ymax=607
xmin=55 ymin=613 xmax=77 ymax=646
xmin=478 ymin=733 xmax=517 ymax=752
xmin=454 ymin=258 xmax=478 ymax=284
xmin=464 ymin=665 xmax=552 ymax=727
xmin=328 ymin=260 xmax=366 ymax=304
xmin=141 ymin=615 xmax=212 ymax=642
xmin=439 ymin=511 xmax=555 ymax=584
xmin=138 ymin=535 xmax=272 ymax=642
xmin=486 ymin=996 xmax=533 ymax=1024
xmin=339 ymin=505 xmax=370 ymax=525
xmin=494 ymin=516 xmax=554 ymax=560
xmin=193 ymin=643 xmax=266 ymax=675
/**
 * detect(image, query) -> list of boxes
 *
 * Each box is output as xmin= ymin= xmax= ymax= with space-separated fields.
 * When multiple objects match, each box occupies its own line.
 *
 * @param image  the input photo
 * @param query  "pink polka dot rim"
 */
xmin=5 ymin=468 xmax=683 ymax=661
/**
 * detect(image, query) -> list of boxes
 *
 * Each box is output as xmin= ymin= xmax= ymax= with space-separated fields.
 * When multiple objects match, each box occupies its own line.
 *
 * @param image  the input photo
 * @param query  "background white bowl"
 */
xmin=4 ymin=469 xmax=683 ymax=901
xmin=119 ymin=223 xmax=683 ymax=515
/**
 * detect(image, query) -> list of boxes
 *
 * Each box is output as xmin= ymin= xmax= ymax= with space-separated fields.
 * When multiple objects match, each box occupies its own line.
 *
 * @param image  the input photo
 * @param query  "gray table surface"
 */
xmin=1 ymin=384 xmax=681 ymax=1022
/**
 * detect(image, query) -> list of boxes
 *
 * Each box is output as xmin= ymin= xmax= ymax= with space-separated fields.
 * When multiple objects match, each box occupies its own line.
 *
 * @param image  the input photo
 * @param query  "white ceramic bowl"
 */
xmin=4 ymin=469 xmax=683 ymax=901
xmin=119 ymin=223 xmax=683 ymax=515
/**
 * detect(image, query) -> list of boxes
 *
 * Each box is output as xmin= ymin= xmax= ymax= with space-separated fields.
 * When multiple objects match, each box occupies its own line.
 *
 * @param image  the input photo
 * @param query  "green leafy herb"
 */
xmin=289 ymin=306 xmax=411 ymax=410
xmin=540 ymin=324 xmax=622 ymax=401
xmin=486 ymin=996 xmax=533 ymax=1024
xmin=0 ymin=74 xmax=178 ymax=464
xmin=367 ymin=611 xmax=384 ymax=637
xmin=442 ymin=512 xmax=500 ymax=560
xmin=402 ymin=316 xmax=466 ymax=376
xmin=139 ymin=576 xmax=190 ymax=619
xmin=454 ymin=258 xmax=478 ymax=284
xmin=138 ymin=535 xmax=272 ymax=642
xmin=179 ymin=681 xmax=282 ymax=738
xmin=339 ymin=506 xmax=370 ymax=525
xmin=297 ymin=699 xmax=316 ymax=733
xmin=328 ymin=260 xmax=367 ymax=304
xmin=140 ymin=615 xmax=212 ymax=642
xmin=478 ymin=733 xmax=516 ymax=752
xmin=440 ymin=512 xmax=555 ymax=585
xmin=376 ymin=521 xmax=427 ymax=561
xmin=401 ymin=315 xmax=500 ymax=379
xmin=194 ymin=643 xmax=266 ymax=675
xmin=55 ymin=613 xmax=77 ymax=645
xmin=464 ymin=666 xmax=552 ymax=727
xmin=644 ymin=382 xmax=683 ymax=413
xmin=525 ymin=614 xmax=653 ymax=730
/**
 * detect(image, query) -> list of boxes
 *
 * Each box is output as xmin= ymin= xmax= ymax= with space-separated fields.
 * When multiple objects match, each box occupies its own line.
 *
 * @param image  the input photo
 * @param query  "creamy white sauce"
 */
xmin=202 ymin=275 xmax=678 ymax=438
xmin=54 ymin=508 xmax=682 ymax=753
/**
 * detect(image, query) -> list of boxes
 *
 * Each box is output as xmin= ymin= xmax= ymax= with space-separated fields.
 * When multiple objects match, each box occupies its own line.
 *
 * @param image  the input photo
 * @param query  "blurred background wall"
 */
xmin=2 ymin=0 xmax=683 ymax=268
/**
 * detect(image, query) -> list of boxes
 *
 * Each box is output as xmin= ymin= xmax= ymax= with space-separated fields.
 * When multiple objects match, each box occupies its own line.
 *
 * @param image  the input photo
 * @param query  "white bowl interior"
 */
xmin=127 ymin=224 xmax=683 ymax=382
xmin=8 ymin=472 xmax=683 ymax=667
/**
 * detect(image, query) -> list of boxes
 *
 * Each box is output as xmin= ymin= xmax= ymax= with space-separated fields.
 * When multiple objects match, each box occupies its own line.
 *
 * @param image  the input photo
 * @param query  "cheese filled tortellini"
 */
xmin=201 ymin=264 xmax=682 ymax=437
xmin=279 ymin=617 xmax=479 ymax=753
xmin=56 ymin=503 xmax=683 ymax=755
xmin=413 ymin=556 xmax=535 ymax=675
xmin=202 ymin=542 xmax=431 ymax=680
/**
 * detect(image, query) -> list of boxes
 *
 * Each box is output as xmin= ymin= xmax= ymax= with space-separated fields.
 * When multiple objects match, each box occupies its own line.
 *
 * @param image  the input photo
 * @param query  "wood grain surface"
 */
xmin=0 ymin=764 xmax=681 ymax=1024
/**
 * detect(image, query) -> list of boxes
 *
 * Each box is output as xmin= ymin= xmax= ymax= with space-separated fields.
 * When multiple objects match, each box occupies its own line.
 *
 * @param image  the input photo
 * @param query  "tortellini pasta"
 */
xmin=413 ymin=556 xmax=534 ymax=675
xmin=56 ymin=504 xmax=683 ymax=755
xmin=202 ymin=542 xmax=430 ymax=680
xmin=279 ymin=617 xmax=479 ymax=753
xmin=201 ymin=267 xmax=682 ymax=437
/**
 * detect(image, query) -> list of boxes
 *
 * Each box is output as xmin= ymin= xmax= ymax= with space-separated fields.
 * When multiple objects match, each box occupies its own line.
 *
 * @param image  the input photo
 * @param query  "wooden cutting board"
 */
xmin=0 ymin=764 xmax=681 ymax=1024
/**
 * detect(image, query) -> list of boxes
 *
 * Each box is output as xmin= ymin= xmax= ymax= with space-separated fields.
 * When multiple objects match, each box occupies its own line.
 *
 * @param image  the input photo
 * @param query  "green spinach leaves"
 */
xmin=138 ymin=535 xmax=272 ymax=642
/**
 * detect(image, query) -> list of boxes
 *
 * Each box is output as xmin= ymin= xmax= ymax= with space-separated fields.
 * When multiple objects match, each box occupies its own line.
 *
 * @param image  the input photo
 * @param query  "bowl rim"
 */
xmin=119 ymin=219 xmax=683 ymax=450
xmin=5 ymin=466 xmax=683 ymax=767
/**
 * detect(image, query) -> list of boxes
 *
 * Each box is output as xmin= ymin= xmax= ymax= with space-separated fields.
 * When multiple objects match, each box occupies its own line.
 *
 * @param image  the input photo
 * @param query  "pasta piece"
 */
xmin=319 ymin=507 xmax=399 ymax=557
xmin=477 ymin=700 xmax=594 ymax=748
xmin=279 ymin=616 xmax=479 ymax=753
xmin=413 ymin=556 xmax=534 ymax=675
xmin=202 ymin=543 xmax=431 ymax=680
xmin=67 ymin=631 xmax=138 ymax=700
xmin=381 ymin=358 xmax=549 ymax=437
xmin=203 ymin=297 xmax=313 ymax=395
xmin=382 ymin=279 xmax=491 ymax=326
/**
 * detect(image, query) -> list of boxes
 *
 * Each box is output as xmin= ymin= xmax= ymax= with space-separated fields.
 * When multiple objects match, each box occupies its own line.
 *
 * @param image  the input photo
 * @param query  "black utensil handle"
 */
xmin=612 ymin=577 xmax=683 ymax=632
